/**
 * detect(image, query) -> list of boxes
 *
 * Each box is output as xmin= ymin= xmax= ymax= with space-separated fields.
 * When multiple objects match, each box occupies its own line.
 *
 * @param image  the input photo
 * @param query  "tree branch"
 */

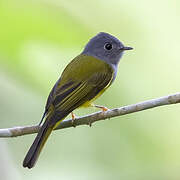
xmin=0 ymin=92 xmax=180 ymax=138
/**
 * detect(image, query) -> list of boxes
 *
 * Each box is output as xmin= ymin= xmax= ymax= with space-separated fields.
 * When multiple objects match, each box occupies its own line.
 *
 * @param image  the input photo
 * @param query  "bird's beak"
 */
xmin=121 ymin=46 xmax=133 ymax=51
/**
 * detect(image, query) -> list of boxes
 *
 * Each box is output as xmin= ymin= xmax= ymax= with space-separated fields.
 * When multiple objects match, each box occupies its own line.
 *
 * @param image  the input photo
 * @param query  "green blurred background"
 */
xmin=0 ymin=0 xmax=180 ymax=179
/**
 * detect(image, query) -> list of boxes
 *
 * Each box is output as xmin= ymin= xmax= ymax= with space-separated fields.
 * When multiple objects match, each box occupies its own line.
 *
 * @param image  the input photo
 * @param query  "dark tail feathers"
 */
xmin=23 ymin=120 xmax=53 ymax=169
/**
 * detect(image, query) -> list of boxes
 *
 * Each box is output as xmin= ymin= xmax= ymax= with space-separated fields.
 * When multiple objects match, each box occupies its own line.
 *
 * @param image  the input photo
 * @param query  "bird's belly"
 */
xmin=80 ymin=84 xmax=110 ymax=108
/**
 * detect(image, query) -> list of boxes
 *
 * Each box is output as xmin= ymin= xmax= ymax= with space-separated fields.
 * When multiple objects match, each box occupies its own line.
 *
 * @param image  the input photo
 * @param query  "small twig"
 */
xmin=0 ymin=92 xmax=180 ymax=138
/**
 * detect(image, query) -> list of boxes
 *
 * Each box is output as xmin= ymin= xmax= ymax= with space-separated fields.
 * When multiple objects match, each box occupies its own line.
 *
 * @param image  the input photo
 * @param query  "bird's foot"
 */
xmin=88 ymin=105 xmax=109 ymax=127
xmin=94 ymin=105 xmax=109 ymax=112
xmin=71 ymin=112 xmax=77 ymax=127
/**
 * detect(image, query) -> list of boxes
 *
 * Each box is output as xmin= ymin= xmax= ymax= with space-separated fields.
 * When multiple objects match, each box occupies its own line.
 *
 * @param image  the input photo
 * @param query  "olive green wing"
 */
xmin=53 ymin=71 xmax=113 ymax=112
xmin=44 ymin=55 xmax=114 ymax=124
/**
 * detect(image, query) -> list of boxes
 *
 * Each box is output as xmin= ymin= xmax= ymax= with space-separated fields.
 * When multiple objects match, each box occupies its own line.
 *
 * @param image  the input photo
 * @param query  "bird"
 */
xmin=23 ymin=32 xmax=133 ymax=168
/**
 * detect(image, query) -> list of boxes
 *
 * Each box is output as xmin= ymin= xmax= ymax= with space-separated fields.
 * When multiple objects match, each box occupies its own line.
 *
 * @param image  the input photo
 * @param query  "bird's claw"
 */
xmin=94 ymin=105 xmax=109 ymax=112
xmin=71 ymin=112 xmax=77 ymax=127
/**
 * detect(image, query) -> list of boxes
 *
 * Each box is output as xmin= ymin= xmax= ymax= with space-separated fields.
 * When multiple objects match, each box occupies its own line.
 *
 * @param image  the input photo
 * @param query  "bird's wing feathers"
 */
xmin=43 ymin=55 xmax=114 ymax=124
xmin=54 ymin=72 xmax=112 ymax=112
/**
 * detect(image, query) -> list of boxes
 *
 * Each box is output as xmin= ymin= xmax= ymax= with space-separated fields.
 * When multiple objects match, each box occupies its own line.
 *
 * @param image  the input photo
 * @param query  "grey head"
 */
xmin=82 ymin=32 xmax=133 ymax=67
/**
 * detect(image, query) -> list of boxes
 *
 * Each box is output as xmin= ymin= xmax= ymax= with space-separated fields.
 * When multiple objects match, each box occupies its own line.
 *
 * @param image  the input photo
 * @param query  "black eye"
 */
xmin=104 ymin=43 xmax=113 ymax=50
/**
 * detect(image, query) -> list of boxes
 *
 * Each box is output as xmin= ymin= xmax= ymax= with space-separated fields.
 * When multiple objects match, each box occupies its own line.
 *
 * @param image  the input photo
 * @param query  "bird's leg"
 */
xmin=88 ymin=104 xmax=109 ymax=127
xmin=94 ymin=105 xmax=109 ymax=112
xmin=94 ymin=105 xmax=111 ymax=120
xmin=71 ymin=112 xmax=77 ymax=127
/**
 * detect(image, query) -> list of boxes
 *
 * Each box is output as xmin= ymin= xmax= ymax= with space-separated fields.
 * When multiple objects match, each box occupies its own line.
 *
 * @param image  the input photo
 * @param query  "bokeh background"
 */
xmin=0 ymin=0 xmax=180 ymax=179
